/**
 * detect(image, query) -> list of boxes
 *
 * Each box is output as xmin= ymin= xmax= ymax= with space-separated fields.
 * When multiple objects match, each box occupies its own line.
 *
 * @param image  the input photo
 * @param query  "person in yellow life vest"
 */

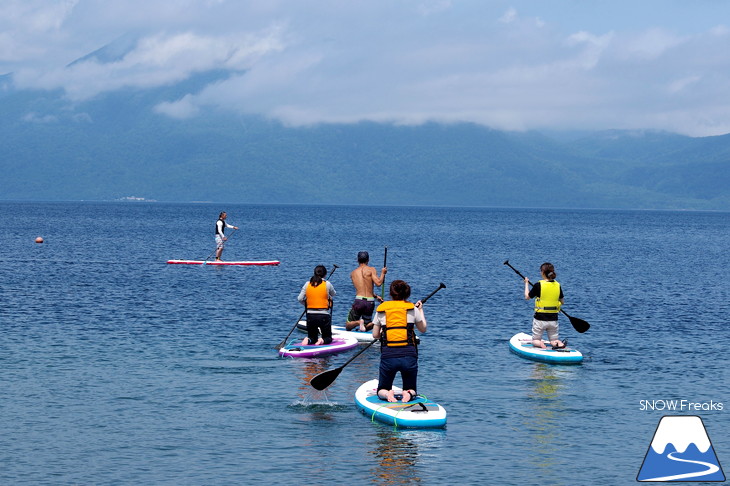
xmin=524 ymin=262 xmax=566 ymax=349
xmin=372 ymin=280 xmax=427 ymax=403
xmin=298 ymin=265 xmax=337 ymax=346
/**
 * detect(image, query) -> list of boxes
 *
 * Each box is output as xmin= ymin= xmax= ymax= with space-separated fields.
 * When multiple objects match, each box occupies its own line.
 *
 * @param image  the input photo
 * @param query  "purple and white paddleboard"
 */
xmin=278 ymin=335 xmax=359 ymax=358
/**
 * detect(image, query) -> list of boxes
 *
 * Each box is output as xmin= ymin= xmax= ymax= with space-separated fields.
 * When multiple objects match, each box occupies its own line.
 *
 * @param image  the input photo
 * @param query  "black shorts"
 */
xmin=347 ymin=298 xmax=375 ymax=322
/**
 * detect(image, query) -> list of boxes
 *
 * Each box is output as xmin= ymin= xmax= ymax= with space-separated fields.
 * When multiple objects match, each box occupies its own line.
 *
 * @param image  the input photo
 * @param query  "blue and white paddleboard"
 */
xmin=509 ymin=332 xmax=583 ymax=364
xmin=354 ymin=379 xmax=447 ymax=429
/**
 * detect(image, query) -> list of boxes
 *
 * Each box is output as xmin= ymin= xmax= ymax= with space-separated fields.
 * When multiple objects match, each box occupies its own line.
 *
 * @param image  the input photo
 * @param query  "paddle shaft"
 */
xmin=380 ymin=246 xmax=388 ymax=299
xmin=277 ymin=264 xmax=339 ymax=349
xmin=503 ymin=260 xmax=589 ymax=333
xmin=204 ymin=228 xmax=238 ymax=262
xmin=309 ymin=282 xmax=446 ymax=390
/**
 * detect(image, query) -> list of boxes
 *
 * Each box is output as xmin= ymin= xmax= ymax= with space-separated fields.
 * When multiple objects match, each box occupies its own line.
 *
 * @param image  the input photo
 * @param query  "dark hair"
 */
xmin=357 ymin=251 xmax=369 ymax=264
xmin=218 ymin=211 xmax=226 ymax=219
xmin=310 ymin=265 xmax=327 ymax=286
xmin=389 ymin=280 xmax=411 ymax=301
xmin=540 ymin=262 xmax=556 ymax=280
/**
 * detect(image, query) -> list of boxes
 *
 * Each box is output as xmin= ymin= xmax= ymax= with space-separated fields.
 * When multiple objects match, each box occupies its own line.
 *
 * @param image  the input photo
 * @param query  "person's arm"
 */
xmin=414 ymin=302 xmax=427 ymax=333
xmin=524 ymin=277 xmax=531 ymax=300
xmin=297 ymin=283 xmax=307 ymax=305
xmin=327 ymin=281 xmax=336 ymax=297
xmin=216 ymin=220 xmax=224 ymax=237
xmin=226 ymin=222 xmax=239 ymax=230
xmin=371 ymin=312 xmax=383 ymax=339
xmin=371 ymin=267 xmax=387 ymax=287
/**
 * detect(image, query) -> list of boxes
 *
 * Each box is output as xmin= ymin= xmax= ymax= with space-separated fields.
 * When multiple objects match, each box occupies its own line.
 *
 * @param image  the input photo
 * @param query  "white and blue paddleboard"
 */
xmin=354 ymin=379 xmax=447 ymax=429
xmin=509 ymin=332 xmax=583 ymax=364
xmin=297 ymin=320 xmax=375 ymax=343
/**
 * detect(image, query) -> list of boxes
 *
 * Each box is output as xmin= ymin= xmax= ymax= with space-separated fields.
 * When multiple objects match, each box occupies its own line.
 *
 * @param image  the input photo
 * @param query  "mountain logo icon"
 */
xmin=637 ymin=415 xmax=725 ymax=482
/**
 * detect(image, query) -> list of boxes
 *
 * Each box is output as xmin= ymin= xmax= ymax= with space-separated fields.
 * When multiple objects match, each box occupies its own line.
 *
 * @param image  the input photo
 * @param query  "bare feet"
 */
xmin=378 ymin=390 xmax=397 ymax=402
xmin=551 ymin=340 xmax=567 ymax=349
xmin=301 ymin=338 xmax=310 ymax=345
xmin=401 ymin=390 xmax=416 ymax=402
xmin=315 ymin=338 xmax=324 ymax=345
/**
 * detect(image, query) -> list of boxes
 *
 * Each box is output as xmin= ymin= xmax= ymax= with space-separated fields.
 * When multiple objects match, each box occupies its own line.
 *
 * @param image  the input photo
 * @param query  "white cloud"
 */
xmin=4 ymin=1 xmax=730 ymax=135
xmin=22 ymin=112 xmax=58 ymax=123
xmin=154 ymin=94 xmax=200 ymax=119
xmin=499 ymin=8 xmax=517 ymax=24
xmin=13 ymin=27 xmax=286 ymax=100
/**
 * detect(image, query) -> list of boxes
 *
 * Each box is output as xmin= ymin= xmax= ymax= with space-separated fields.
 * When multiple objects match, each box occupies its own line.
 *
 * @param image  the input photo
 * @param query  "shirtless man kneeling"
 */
xmin=345 ymin=251 xmax=387 ymax=332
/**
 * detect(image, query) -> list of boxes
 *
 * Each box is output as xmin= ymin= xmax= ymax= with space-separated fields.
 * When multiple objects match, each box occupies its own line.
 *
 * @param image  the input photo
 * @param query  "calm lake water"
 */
xmin=0 ymin=202 xmax=728 ymax=485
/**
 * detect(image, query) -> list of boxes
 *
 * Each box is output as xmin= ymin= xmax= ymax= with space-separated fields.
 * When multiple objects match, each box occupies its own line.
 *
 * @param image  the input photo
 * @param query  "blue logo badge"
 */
xmin=637 ymin=415 xmax=725 ymax=482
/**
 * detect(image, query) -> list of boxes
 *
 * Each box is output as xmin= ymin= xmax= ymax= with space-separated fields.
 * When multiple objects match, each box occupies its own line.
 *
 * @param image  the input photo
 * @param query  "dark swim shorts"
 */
xmin=347 ymin=297 xmax=376 ymax=322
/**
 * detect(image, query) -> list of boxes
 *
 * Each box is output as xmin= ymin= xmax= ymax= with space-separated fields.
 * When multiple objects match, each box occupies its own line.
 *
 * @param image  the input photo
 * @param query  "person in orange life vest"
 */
xmin=524 ymin=262 xmax=566 ymax=349
xmin=297 ymin=265 xmax=337 ymax=346
xmin=372 ymin=280 xmax=427 ymax=403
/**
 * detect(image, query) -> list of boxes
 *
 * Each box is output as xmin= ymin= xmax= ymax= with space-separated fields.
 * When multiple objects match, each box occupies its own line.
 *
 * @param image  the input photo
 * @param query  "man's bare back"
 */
xmin=345 ymin=262 xmax=387 ymax=331
xmin=350 ymin=264 xmax=386 ymax=297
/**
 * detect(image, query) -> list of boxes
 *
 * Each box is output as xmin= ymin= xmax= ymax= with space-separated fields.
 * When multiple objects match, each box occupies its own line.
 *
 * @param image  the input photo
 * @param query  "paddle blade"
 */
xmin=310 ymin=367 xmax=343 ymax=391
xmin=565 ymin=312 xmax=590 ymax=333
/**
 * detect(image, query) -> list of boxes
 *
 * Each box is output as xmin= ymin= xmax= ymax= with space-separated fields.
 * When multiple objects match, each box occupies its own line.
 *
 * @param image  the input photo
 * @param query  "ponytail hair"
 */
xmin=310 ymin=265 xmax=327 ymax=286
xmin=540 ymin=262 xmax=557 ymax=280
xmin=389 ymin=279 xmax=411 ymax=301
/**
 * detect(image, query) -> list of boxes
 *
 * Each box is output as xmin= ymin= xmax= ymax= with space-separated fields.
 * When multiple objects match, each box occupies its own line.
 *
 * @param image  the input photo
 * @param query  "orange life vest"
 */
xmin=305 ymin=281 xmax=330 ymax=309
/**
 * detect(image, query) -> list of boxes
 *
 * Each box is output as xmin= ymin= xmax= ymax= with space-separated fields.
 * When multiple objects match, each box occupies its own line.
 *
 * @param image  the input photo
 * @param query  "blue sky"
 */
xmin=2 ymin=0 xmax=730 ymax=136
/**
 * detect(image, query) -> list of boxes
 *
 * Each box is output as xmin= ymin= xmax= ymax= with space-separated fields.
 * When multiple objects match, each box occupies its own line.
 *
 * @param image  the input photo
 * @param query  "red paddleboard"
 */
xmin=167 ymin=259 xmax=280 ymax=266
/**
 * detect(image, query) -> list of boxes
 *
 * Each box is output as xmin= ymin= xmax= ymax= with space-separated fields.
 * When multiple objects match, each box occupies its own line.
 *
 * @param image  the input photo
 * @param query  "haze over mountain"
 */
xmin=1 ymin=34 xmax=729 ymax=210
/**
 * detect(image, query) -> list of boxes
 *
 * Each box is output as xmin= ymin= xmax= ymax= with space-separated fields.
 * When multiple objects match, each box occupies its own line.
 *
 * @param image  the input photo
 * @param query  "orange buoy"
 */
xmin=35 ymin=236 xmax=44 ymax=244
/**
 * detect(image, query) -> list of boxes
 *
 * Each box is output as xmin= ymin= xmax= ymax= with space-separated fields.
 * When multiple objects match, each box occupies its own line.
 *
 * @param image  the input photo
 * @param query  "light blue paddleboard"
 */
xmin=509 ymin=332 xmax=583 ymax=364
xmin=354 ymin=379 xmax=447 ymax=428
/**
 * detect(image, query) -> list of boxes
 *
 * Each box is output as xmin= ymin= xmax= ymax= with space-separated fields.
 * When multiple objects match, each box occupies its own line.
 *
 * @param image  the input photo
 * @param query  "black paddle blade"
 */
xmin=564 ymin=311 xmax=590 ymax=333
xmin=310 ymin=367 xmax=343 ymax=391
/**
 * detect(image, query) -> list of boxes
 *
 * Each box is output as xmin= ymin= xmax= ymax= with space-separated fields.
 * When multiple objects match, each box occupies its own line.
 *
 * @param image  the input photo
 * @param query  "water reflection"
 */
xmin=524 ymin=364 xmax=573 ymax=473
xmin=295 ymin=358 xmax=332 ymax=403
xmin=369 ymin=428 xmax=423 ymax=485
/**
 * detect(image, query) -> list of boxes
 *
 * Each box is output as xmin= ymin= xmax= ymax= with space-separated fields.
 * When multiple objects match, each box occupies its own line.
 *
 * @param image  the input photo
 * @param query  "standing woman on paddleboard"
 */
xmin=524 ymin=262 xmax=566 ymax=349
xmin=214 ymin=212 xmax=238 ymax=262
xmin=372 ymin=280 xmax=427 ymax=403
xmin=298 ymin=265 xmax=337 ymax=346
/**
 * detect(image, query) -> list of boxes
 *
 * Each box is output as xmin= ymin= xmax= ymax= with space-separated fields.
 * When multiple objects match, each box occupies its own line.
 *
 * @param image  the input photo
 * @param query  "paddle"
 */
xmin=380 ymin=246 xmax=388 ymax=299
xmin=503 ymin=260 xmax=590 ymax=333
xmin=203 ymin=228 xmax=238 ymax=264
xmin=309 ymin=282 xmax=446 ymax=391
xmin=275 ymin=264 xmax=339 ymax=350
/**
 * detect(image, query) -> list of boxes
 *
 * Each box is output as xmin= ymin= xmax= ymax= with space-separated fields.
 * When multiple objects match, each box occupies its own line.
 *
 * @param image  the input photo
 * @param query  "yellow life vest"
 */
xmin=305 ymin=281 xmax=330 ymax=309
xmin=376 ymin=300 xmax=416 ymax=347
xmin=535 ymin=280 xmax=561 ymax=313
